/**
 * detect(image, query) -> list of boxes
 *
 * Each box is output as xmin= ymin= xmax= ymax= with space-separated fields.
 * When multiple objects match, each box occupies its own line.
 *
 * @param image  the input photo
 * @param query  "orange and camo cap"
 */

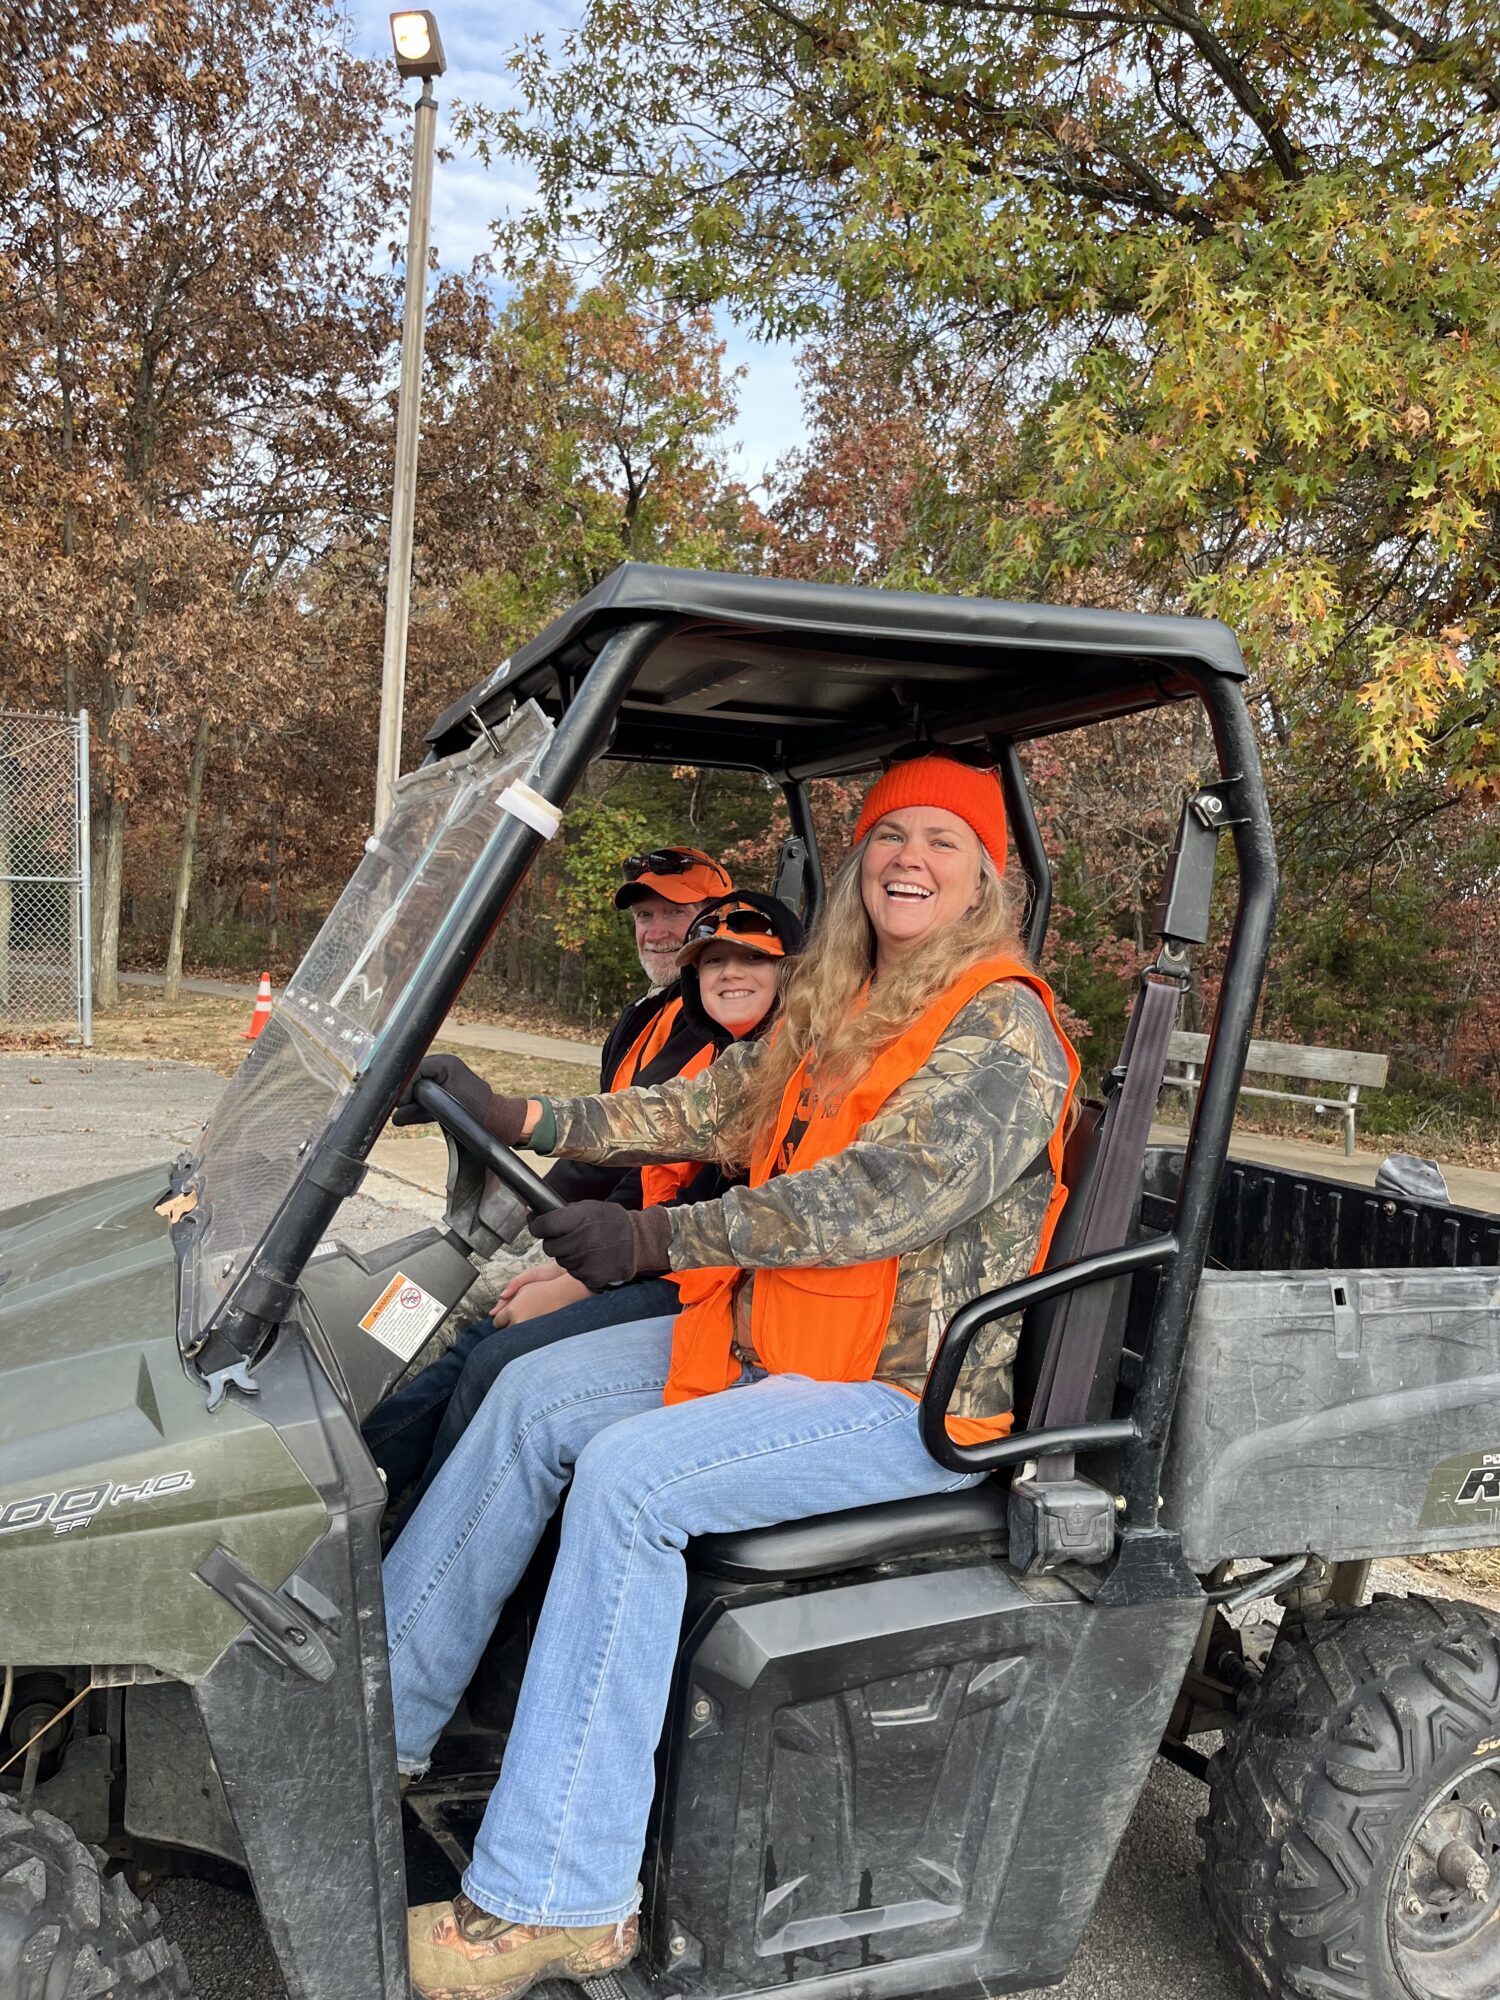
xmin=675 ymin=893 xmax=803 ymax=967
xmin=615 ymin=846 xmax=732 ymax=909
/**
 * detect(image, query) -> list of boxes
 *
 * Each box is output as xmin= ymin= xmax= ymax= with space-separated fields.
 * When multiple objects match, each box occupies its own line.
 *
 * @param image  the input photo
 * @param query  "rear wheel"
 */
xmin=0 ymin=1793 xmax=193 ymax=2000
xmin=1203 ymin=1593 xmax=1500 ymax=2000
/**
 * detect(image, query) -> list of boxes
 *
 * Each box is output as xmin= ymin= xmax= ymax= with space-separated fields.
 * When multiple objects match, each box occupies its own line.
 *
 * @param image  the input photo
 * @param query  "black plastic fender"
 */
xmin=191 ymin=1330 xmax=407 ymax=2000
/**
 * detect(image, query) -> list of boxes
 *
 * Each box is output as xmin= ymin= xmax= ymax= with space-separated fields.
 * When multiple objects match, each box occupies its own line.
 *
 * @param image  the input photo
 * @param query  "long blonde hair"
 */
xmin=725 ymin=837 xmax=1026 ymax=1164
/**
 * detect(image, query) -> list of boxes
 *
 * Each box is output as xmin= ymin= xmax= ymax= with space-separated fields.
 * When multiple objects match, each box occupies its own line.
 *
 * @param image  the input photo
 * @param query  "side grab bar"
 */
xmin=918 ymin=1235 xmax=1178 ymax=1472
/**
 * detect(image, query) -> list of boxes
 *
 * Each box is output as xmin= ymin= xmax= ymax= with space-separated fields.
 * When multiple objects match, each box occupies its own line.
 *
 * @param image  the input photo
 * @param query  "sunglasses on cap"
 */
xmin=622 ymin=849 xmax=724 ymax=882
xmin=682 ymin=904 xmax=782 ymax=947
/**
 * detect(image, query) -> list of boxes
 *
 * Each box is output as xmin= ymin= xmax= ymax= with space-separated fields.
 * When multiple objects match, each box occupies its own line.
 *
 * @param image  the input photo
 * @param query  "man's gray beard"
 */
xmin=639 ymin=946 xmax=680 ymax=993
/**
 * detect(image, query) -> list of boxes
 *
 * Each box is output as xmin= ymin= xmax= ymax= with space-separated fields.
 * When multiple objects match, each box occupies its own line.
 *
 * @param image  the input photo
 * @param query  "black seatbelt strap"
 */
xmin=1028 ymin=993 xmax=1153 ymax=1427
xmin=1031 ymin=970 xmax=1185 ymax=1479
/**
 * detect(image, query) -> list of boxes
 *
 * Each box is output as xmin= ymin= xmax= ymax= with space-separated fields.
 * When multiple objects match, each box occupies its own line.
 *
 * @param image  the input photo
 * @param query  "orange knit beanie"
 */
xmin=853 ymin=756 xmax=1008 ymax=872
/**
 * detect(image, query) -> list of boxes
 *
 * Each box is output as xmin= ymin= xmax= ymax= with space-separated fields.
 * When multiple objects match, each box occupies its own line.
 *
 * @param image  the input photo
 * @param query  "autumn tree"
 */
xmin=474 ymin=0 xmax=1500 ymax=794
xmin=1 ymin=0 xmax=402 ymax=1002
xmin=772 ymin=340 xmax=1013 ymax=587
xmin=330 ymin=264 xmax=775 ymax=1019
xmin=410 ymin=264 xmax=771 ymax=663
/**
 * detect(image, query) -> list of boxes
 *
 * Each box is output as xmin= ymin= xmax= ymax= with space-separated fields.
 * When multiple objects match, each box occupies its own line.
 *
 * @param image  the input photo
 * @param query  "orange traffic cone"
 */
xmin=243 ymin=972 xmax=273 ymax=1040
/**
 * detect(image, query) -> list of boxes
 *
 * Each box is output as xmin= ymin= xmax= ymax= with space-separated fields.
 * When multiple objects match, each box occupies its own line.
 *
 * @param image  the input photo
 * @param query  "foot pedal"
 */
xmin=534 ymin=1975 xmax=636 ymax=2000
xmin=536 ymin=1958 xmax=652 ymax=2000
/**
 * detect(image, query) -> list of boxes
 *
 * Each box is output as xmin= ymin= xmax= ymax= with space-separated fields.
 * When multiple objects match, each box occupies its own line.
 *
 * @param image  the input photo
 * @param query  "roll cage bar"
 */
xmin=199 ymin=566 xmax=1277 ymax=1565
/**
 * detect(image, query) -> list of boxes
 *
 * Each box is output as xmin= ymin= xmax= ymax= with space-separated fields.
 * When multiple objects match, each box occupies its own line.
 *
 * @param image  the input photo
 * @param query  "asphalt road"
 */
xmin=0 ymin=1052 xmax=434 ymax=1248
xmin=3 ymin=1052 xmax=1244 ymax=2000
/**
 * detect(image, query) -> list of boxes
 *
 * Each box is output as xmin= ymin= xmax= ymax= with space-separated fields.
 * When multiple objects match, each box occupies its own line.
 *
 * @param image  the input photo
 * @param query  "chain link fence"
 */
xmin=0 ymin=710 xmax=92 ymax=1044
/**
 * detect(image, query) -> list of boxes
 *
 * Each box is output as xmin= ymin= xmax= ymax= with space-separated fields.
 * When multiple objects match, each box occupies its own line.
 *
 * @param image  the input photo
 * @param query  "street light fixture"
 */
xmin=375 ymin=11 xmax=446 ymax=830
xmin=390 ymin=10 xmax=446 ymax=79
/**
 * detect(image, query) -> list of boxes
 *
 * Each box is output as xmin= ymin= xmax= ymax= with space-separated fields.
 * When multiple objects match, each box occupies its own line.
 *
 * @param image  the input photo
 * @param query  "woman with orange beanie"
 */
xmin=386 ymin=756 xmax=1079 ymax=2000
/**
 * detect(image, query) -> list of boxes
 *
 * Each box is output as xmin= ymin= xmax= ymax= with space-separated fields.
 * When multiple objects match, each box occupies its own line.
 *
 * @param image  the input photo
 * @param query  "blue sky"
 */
xmin=344 ymin=0 xmax=809 ymax=487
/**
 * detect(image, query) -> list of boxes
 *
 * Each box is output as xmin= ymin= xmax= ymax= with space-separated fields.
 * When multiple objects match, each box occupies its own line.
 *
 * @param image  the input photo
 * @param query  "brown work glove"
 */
xmin=528 ymin=1201 xmax=673 ymax=1292
xmin=393 ymin=1054 xmax=527 ymax=1147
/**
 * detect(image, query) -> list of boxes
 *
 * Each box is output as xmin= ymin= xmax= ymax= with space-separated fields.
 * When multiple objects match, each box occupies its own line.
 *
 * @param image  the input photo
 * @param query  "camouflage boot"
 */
xmin=408 ymin=1892 xmax=638 ymax=1999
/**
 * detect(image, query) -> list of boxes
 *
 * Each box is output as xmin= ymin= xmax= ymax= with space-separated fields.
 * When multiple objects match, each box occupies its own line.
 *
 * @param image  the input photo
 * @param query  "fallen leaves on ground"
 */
xmin=1411 ymin=1548 xmax=1500 ymax=1594
xmin=0 ymin=1030 xmax=74 ymax=1057
xmin=84 ymin=995 xmax=266 ymax=1076
xmin=77 ymin=993 xmax=597 ymax=1097
xmin=446 ymin=992 xmax=600 ymax=1046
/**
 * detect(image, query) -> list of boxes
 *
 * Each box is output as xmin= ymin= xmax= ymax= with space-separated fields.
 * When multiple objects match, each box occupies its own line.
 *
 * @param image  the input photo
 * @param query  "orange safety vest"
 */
xmin=610 ymin=994 xmax=689 ymax=1091
xmin=667 ymin=955 xmax=1080 ymax=1441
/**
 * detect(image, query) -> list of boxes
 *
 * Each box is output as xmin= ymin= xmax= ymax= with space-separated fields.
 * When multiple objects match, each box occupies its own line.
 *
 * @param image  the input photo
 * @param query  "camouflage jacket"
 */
xmin=546 ymin=979 xmax=1074 ymax=1421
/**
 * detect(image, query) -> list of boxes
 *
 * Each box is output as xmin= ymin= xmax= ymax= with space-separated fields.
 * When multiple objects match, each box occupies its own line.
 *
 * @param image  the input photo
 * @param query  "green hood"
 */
xmin=0 ymin=1166 xmax=177 ymax=1384
xmin=0 ymin=1167 xmax=327 ymax=1680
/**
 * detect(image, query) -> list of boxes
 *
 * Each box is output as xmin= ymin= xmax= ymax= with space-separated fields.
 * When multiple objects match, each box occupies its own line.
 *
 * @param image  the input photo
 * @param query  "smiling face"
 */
xmin=632 ymin=894 xmax=704 ymax=989
xmin=859 ymin=806 xmax=985 ymax=973
xmin=695 ymin=941 xmax=780 ymax=1036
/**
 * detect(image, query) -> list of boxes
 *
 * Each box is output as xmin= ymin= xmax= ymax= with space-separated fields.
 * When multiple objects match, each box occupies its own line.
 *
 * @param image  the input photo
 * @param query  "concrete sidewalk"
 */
xmin=1150 ymin=1121 xmax=1500 ymax=1213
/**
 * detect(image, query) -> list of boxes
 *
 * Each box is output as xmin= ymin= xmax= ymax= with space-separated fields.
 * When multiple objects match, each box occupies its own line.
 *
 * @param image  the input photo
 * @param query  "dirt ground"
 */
xmin=1221 ymin=1104 xmax=1500 ymax=1173
xmin=1410 ymin=1546 xmax=1500 ymax=1594
xmin=0 ymin=993 xmax=597 ymax=1094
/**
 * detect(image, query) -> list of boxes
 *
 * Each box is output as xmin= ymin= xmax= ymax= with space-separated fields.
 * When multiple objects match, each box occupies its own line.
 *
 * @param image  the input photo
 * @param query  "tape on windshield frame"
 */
xmin=497 ymin=780 xmax=562 ymax=840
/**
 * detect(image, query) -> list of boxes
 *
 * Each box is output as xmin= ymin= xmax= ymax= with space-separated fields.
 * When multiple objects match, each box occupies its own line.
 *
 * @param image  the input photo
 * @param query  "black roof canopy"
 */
xmin=426 ymin=565 xmax=1248 ymax=776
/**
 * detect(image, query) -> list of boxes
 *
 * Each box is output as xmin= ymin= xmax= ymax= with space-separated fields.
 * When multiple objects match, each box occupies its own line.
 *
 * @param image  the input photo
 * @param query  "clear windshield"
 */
xmin=187 ymin=700 xmax=553 ymax=1338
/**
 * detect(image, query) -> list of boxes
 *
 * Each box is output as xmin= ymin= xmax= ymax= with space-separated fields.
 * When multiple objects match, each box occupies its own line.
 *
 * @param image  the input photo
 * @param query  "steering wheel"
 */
xmin=411 ymin=1079 xmax=564 ymax=1215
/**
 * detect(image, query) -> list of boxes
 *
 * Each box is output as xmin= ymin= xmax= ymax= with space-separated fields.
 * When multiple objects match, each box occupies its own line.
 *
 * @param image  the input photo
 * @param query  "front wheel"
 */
xmin=1203 ymin=1593 xmax=1500 ymax=2000
xmin=0 ymin=1793 xmax=193 ymax=2000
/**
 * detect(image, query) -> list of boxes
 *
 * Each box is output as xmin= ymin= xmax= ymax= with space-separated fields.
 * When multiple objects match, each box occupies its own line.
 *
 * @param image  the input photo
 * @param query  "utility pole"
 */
xmin=375 ymin=11 xmax=447 ymax=829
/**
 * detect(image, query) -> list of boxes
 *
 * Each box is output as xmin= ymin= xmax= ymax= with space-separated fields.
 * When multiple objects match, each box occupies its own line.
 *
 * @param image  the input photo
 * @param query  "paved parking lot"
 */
xmin=4 ymin=1051 xmax=1244 ymax=2000
xmin=0 ymin=1052 xmax=435 ymax=1244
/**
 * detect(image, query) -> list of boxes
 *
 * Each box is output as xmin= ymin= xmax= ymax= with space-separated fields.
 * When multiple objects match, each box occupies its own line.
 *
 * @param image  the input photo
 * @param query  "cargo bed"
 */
xmin=1150 ymin=1148 xmax=1500 ymax=1569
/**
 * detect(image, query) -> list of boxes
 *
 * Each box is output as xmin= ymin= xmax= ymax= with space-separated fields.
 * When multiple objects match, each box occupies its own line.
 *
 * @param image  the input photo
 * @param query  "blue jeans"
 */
xmin=364 ymin=1279 xmax=679 ymax=1517
xmin=426 ymin=1278 xmax=679 ymax=1489
xmin=383 ymin=1317 xmax=982 ymax=1928
xmin=361 ymin=1320 xmax=489 ymax=1496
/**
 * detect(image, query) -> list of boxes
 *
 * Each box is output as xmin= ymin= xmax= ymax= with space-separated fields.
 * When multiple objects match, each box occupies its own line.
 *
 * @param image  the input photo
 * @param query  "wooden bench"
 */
xmin=1162 ymin=1031 xmax=1389 ymax=1156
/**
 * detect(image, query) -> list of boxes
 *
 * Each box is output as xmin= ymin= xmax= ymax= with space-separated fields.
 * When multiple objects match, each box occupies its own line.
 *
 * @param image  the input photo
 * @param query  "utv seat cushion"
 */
xmin=689 ymin=1484 xmax=1008 ymax=1582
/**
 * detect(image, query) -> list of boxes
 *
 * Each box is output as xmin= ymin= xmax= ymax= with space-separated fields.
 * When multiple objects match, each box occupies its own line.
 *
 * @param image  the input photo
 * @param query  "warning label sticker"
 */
xmin=358 ymin=1272 xmax=446 ymax=1362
